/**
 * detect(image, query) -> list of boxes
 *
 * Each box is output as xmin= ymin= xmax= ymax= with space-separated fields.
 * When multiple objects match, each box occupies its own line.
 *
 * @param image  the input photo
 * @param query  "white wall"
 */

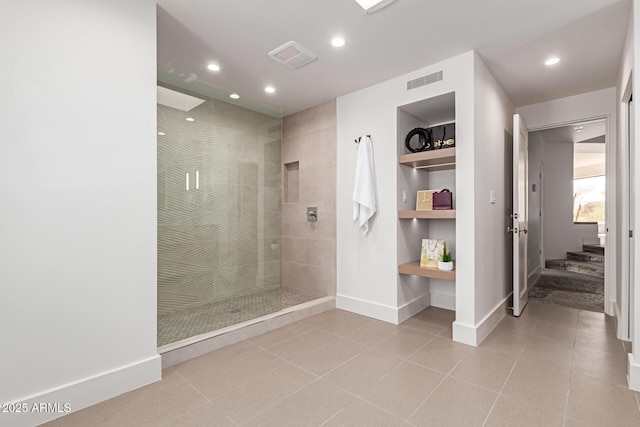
xmin=0 ymin=1 xmax=159 ymax=425
xmin=527 ymin=132 xmax=544 ymax=281
xmin=536 ymin=133 xmax=598 ymax=259
xmin=336 ymin=51 xmax=476 ymax=333
xmin=472 ymin=54 xmax=515 ymax=327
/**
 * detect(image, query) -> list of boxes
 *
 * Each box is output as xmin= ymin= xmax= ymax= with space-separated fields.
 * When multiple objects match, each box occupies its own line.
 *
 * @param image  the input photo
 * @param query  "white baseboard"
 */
xmin=336 ymin=293 xmax=430 ymax=325
xmin=430 ymin=292 xmax=455 ymax=311
xmin=4 ymin=355 xmax=161 ymax=427
xmin=397 ymin=293 xmax=431 ymax=324
xmin=528 ymin=266 xmax=541 ymax=286
xmin=452 ymin=295 xmax=510 ymax=347
xmin=628 ymin=354 xmax=640 ymax=391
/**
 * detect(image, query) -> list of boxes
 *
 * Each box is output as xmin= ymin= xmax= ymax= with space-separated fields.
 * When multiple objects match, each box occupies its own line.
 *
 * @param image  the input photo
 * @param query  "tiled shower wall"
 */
xmin=281 ymin=100 xmax=337 ymax=296
xmin=157 ymin=86 xmax=282 ymax=317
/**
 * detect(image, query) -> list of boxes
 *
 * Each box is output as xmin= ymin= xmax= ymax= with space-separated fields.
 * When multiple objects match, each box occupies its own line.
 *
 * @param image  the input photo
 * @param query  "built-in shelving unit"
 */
xmin=397 ymin=92 xmax=457 ymax=308
xmin=398 ymin=209 xmax=456 ymax=219
xmin=398 ymin=261 xmax=456 ymax=281
xmin=398 ymin=147 xmax=456 ymax=170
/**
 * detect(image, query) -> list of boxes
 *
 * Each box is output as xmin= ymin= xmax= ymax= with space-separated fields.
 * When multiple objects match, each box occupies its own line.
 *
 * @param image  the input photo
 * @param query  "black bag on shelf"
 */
xmin=430 ymin=122 xmax=456 ymax=149
xmin=405 ymin=127 xmax=433 ymax=153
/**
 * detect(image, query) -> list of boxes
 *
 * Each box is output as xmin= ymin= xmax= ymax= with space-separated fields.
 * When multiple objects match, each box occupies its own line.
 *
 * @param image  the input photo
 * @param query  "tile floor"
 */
xmin=46 ymin=301 xmax=640 ymax=426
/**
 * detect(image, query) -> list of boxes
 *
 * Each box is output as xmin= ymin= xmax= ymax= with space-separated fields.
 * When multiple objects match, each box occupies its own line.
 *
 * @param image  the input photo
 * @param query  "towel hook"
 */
xmin=354 ymin=134 xmax=371 ymax=144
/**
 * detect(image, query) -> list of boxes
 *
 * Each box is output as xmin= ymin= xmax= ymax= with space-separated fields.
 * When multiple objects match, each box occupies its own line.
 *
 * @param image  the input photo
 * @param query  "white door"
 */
xmin=630 ymin=98 xmax=635 ymax=337
xmin=512 ymin=114 xmax=529 ymax=316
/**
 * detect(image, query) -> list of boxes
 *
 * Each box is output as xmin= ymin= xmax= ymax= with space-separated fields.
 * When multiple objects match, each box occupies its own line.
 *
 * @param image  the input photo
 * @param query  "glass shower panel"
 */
xmin=157 ymin=85 xmax=282 ymax=346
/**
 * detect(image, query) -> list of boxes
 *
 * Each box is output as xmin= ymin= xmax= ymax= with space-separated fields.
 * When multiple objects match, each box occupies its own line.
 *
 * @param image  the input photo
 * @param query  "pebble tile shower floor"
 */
xmin=158 ymin=288 xmax=321 ymax=347
xmin=48 ymin=302 xmax=639 ymax=426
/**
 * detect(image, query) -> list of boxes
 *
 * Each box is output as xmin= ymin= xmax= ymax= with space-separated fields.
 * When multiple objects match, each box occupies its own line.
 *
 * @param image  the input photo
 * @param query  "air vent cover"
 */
xmin=407 ymin=71 xmax=443 ymax=90
xmin=268 ymin=41 xmax=317 ymax=69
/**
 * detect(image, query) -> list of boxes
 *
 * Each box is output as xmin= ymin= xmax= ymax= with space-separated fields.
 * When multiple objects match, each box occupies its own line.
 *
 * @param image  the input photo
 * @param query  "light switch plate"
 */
xmin=489 ymin=190 xmax=497 ymax=204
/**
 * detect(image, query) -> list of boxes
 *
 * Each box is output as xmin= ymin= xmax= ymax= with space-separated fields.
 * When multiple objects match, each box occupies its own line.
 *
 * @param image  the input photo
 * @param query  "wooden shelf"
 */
xmin=398 ymin=147 xmax=456 ymax=170
xmin=398 ymin=261 xmax=456 ymax=281
xmin=399 ymin=210 xmax=456 ymax=219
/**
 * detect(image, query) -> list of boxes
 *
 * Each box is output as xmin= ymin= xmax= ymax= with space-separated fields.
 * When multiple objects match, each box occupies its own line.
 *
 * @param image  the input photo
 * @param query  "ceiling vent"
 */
xmin=268 ymin=41 xmax=317 ymax=69
xmin=407 ymin=71 xmax=444 ymax=90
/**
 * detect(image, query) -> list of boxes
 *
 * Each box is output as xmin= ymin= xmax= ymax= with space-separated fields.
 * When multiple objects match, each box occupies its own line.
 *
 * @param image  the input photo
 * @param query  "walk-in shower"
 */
xmin=156 ymin=85 xmax=321 ymax=347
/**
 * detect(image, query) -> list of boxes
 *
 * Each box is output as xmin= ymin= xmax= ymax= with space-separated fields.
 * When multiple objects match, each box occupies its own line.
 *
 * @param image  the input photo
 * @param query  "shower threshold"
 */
xmin=158 ymin=287 xmax=329 ymax=349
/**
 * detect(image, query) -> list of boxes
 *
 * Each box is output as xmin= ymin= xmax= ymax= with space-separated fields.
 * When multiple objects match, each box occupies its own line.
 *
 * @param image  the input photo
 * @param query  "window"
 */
xmin=573 ymin=175 xmax=605 ymax=223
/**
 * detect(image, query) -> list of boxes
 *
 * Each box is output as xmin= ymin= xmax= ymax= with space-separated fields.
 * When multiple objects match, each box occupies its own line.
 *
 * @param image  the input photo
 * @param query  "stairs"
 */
xmin=545 ymin=244 xmax=605 ymax=278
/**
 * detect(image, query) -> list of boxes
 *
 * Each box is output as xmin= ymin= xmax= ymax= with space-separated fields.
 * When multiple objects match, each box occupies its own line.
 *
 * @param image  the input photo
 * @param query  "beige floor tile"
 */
xmin=39 ymin=420 xmax=60 ymax=427
xmin=343 ymin=319 xmax=402 ymax=346
xmin=409 ymin=376 xmax=497 ymax=427
xmin=479 ymin=327 xmax=527 ymax=357
xmin=307 ymin=312 xmax=373 ymax=337
xmin=541 ymin=305 xmax=580 ymax=325
xmin=211 ymin=363 xmax=315 ymax=424
xmin=494 ymin=313 xmax=537 ymax=334
xmin=566 ymin=374 xmax=640 ymax=426
xmin=501 ymin=356 xmax=571 ymax=414
xmin=178 ymin=350 xmax=285 ymax=399
xmin=324 ymin=348 xmax=404 ymax=396
xmin=563 ymin=418 xmax=588 ymax=426
xmin=413 ymin=307 xmax=456 ymax=326
xmin=451 ymin=348 xmax=517 ymax=392
xmin=249 ymin=322 xmax=313 ymax=348
xmin=402 ymin=317 xmax=449 ymax=336
xmin=172 ymin=340 xmax=262 ymax=378
xmin=521 ymin=334 xmax=574 ymax=367
xmin=362 ymin=361 xmax=445 ymax=420
xmin=575 ymin=328 xmax=626 ymax=354
xmin=245 ymin=379 xmax=353 ymax=427
xmin=302 ymin=309 xmax=369 ymax=331
xmin=408 ymin=335 xmax=472 ymax=374
xmin=373 ymin=328 xmax=435 ymax=359
xmin=484 ymin=394 xmax=564 ymax=427
xmin=529 ymin=319 xmax=577 ymax=345
xmin=58 ymin=381 xmax=207 ymax=427
xmin=292 ymin=337 xmax=366 ymax=376
xmin=268 ymin=328 xmax=337 ymax=361
xmin=572 ymin=345 xmax=628 ymax=387
xmin=323 ymin=399 xmax=406 ymax=426
xmin=160 ymin=403 xmax=234 ymax=426
xmin=577 ymin=316 xmax=618 ymax=336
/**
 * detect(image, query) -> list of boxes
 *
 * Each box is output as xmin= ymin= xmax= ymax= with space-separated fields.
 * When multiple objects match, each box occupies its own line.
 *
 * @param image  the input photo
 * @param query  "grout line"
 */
xmin=480 ymin=357 xmax=518 ymax=427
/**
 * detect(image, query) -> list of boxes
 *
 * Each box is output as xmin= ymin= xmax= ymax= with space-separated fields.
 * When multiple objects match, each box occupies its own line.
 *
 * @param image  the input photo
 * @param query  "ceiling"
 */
xmin=535 ymin=120 xmax=606 ymax=172
xmin=156 ymin=0 xmax=630 ymax=116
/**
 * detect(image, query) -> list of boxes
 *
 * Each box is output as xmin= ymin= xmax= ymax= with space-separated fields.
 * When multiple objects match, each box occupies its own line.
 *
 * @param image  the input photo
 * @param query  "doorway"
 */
xmin=526 ymin=119 xmax=608 ymax=313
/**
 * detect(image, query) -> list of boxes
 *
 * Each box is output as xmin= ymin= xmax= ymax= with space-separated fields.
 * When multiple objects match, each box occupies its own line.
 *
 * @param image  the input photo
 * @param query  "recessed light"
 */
xmin=158 ymin=132 xmax=166 ymax=136
xmin=207 ymin=64 xmax=221 ymax=71
xmin=575 ymin=126 xmax=583 ymax=131
xmin=186 ymin=117 xmax=194 ymax=122
xmin=229 ymin=93 xmax=240 ymax=99
xmin=545 ymin=57 xmax=560 ymax=66
xmin=331 ymin=37 xmax=346 ymax=47
xmin=265 ymin=86 xmax=276 ymax=94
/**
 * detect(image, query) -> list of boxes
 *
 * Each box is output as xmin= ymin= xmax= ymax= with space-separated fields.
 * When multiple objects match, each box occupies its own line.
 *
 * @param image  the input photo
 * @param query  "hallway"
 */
xmin=47 ymin=303 xmax=639 ymax=426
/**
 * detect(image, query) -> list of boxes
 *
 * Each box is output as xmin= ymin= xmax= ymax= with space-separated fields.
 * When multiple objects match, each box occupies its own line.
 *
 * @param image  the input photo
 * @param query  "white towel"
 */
xmin=353 ymin=136 xmax=376 ymax=235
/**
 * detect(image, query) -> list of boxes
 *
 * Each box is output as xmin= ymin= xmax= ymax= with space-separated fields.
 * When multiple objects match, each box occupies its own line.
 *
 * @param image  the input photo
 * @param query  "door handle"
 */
xmin=520 ymin=228 xmax=528 ymax=234
xmin=507 ymin=227 xmax=518 ymax=234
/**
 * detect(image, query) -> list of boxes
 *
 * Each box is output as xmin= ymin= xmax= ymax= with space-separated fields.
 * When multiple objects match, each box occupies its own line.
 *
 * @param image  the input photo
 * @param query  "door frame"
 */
xmin=526 ymin=115 xmax=614 ymax=318
xmin=620 ymin=75 xmax=633 ymax=341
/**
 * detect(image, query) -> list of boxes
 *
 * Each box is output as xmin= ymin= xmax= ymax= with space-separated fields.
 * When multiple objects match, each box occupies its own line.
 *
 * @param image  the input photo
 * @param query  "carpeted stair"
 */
xmin=531 ymin=244 xmax=605 ymax=312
